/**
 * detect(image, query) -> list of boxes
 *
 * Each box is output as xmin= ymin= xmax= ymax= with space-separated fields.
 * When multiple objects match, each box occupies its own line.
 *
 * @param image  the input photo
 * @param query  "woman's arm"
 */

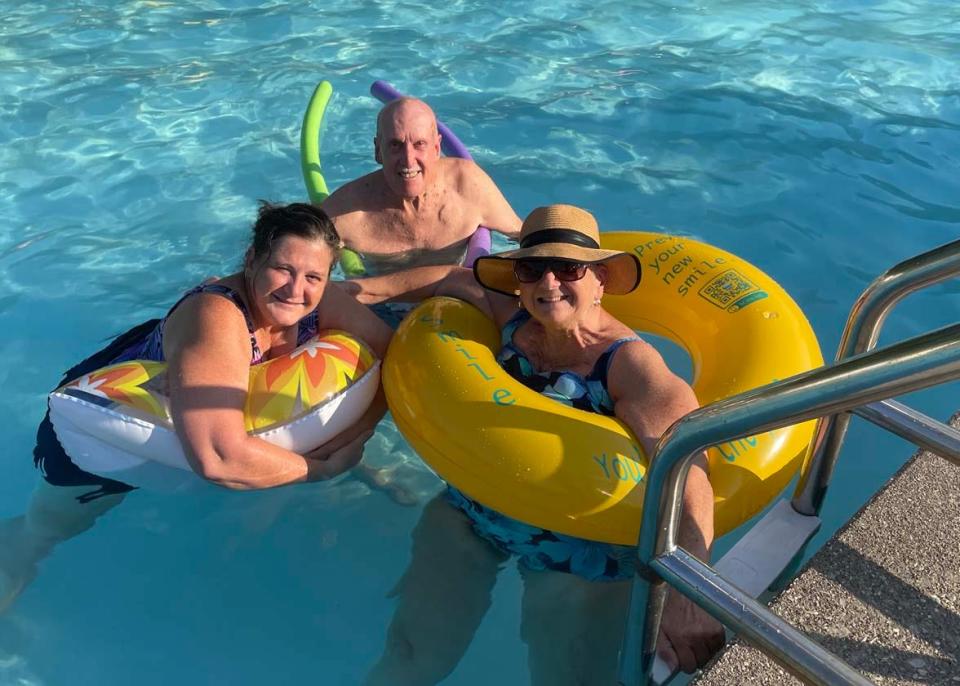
xmin=343 ymin=266 xmax=516 ymax=327
xmin=431 ymin=267 xmax=516 ymax=325
xmin=607 ymin=340 xmax=725 ymax=673
xmin=163 ymin=294 xmax=362 ymax=489
xmin=343 ymin=265 xmax=460 ymax=306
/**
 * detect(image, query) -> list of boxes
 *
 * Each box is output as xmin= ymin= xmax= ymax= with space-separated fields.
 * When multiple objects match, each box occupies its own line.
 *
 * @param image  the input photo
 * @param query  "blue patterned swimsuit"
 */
xmin=35 ymin=284 xmax=319 ymax=500
xmin=446 ymin=310 xmax=641 ymax=582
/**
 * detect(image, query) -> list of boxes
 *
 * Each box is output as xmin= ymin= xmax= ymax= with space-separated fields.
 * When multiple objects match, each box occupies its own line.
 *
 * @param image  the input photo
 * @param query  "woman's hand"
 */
xmin=656 ymin=588 xmax=726 ymax=673
xmin=302 ymin=385 xmax=387 ymax=481
xmin=305 ymin=429 xmax=375 ymax=479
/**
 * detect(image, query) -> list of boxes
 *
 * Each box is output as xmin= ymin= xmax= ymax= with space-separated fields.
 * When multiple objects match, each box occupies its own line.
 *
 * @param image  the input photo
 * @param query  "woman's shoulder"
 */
xmin=191 ymin=275 xmax=244 ymax=297
xmin=164 ymin=276 xmax=251 ymax=333
xmin=596 ymin=313 xmax=658 ymax=369
xmin=606 ymin=335 xmax=658 ymax=371
xmin=606 ymin=333 xmax=696 ymax=411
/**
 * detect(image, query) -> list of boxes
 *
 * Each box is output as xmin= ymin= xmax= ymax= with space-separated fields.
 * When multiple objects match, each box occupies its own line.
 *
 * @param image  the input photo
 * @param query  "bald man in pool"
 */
xmin=321 ymin=97 xmax=522 ymax=307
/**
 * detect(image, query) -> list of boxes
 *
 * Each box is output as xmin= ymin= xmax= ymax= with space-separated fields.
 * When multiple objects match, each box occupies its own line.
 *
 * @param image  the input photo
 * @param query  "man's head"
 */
xmin=374 ymin=98 xmax=442 ymax=199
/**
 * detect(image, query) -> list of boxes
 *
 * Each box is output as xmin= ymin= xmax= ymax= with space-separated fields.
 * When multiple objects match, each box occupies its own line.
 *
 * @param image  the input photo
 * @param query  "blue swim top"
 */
xmin=497 ymin=310 xmax=639 ymax=415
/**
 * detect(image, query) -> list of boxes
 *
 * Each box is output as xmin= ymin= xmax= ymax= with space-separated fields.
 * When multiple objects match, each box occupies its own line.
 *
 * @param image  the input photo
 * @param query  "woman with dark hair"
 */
xmin=2 ymin=201 xmax=392 ymax=610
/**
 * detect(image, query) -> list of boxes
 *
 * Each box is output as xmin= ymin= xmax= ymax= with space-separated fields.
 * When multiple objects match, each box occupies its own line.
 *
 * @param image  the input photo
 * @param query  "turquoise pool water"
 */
xmin=1 ymin=1 xmax=958 ymax=683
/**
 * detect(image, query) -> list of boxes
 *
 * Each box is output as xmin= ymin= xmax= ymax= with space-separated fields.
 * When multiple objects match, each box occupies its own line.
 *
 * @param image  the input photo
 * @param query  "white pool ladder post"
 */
xmin=623 ymin=238 xmax=960 ymax=686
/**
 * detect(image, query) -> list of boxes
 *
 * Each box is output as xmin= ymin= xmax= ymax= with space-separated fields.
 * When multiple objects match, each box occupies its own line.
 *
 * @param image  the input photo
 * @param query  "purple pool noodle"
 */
xmin=463 ymin=226 xmax=493 ymax=265
xmin=369 ymin=80 xmax=492 ymax=266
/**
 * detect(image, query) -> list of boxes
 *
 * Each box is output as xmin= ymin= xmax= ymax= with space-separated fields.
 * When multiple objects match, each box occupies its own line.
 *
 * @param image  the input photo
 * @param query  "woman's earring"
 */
xmin=593 ymin=297 xmax=602 ymax=306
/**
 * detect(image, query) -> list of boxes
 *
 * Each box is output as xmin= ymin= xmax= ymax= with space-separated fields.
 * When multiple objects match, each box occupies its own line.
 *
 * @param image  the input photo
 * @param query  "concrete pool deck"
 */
xmin=693 ymin=412 xmax=960 ymax=685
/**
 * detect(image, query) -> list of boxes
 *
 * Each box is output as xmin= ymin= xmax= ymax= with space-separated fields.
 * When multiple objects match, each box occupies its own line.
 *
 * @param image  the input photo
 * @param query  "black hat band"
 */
xmin=519 ymin=229 xmax=600 ymax=250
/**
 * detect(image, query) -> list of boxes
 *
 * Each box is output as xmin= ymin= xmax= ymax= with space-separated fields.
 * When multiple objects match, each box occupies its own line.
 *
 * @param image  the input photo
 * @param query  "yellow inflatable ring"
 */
xmin=49 ymin=331 xmax=380 ymax=491
xmin=383 ymin=232 xmax=823 ymax=544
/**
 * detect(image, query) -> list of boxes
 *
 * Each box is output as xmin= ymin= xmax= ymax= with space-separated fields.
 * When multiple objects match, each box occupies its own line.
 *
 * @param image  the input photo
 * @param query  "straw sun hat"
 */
xmin=473 ymin=204 xmax=641 ymax=296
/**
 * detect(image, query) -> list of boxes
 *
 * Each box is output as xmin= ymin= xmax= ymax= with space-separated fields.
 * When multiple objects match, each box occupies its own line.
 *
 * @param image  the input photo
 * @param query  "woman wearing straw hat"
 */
xmin=360 ymin=204 xmax=723 ymax=685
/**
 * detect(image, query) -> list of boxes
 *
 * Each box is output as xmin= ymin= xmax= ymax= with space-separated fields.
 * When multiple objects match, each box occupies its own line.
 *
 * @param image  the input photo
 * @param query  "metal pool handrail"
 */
xmin=794 ymin=238 xmax=960 ymax=516
xmin=852 ymin=399 xmax=960 ymax=466
xmin=617 ymin=321 xmax=960 ymax=686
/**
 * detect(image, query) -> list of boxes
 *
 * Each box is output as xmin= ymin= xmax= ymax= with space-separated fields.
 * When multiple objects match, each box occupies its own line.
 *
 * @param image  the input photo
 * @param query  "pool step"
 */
xmin=692 ymin=412 xmax=960 ymax=685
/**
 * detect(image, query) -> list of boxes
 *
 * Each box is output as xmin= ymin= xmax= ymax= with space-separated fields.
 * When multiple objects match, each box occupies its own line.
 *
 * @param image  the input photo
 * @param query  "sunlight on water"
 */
xmin=0 ymin=0 xmax=957 ymax=683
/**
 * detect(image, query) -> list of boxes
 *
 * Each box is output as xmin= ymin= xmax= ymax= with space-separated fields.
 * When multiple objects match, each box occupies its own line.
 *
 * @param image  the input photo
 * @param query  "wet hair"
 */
xmin=249 ymin=201 xmax=341 ymax=265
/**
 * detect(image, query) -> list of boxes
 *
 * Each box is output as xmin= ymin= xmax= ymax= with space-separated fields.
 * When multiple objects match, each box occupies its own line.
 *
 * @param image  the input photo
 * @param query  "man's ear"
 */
xmin=374 ymin=137 xmax=382 ymax=164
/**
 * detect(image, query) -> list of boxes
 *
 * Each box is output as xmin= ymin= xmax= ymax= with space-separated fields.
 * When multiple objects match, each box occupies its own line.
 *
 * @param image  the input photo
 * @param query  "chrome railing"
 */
xmin=618 ymin=238 xmax=960 ymax=686
xmin=853 ymin=399 xmax=960 ymax=466
xmin=794 ymin=238 xmax=960 ymax=516
xmin=618 ymin=322 xmax=960 ymax=686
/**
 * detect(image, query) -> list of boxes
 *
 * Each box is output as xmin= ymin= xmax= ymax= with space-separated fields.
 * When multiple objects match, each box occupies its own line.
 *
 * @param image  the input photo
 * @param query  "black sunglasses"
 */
xmin=514 ymin=259 xmax=590 ymax=284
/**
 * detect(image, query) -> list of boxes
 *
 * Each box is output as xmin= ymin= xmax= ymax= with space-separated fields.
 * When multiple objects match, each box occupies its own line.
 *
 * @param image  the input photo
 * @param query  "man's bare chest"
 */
xmin=349 ymin=207 xmax=478 ymax=253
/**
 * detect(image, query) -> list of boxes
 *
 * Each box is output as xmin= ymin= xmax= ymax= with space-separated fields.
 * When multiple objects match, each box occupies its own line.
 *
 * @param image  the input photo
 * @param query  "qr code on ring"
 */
xmin=699 ymin=269 xmax=756 ymax=307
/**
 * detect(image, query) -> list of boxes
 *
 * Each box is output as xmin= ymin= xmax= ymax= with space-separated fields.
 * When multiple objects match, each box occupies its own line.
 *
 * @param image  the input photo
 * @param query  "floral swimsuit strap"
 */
xmin=497 ymin=310 xmax=641 ymax=414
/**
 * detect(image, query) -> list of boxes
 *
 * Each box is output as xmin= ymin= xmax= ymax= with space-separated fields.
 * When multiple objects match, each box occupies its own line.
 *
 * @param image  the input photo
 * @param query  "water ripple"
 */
xmin=1 ymin=2 xmax=959 ymax=683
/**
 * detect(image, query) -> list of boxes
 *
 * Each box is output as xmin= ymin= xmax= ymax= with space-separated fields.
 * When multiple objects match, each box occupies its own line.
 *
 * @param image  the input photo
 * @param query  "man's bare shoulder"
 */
xmin=441 ymin=157 xmax=498 ymax=205
xmin=321 ymin=171 xmax=385 ymax=218
xmin=440 ymin=157 xmax=521 ymax=237
xmin=441 ymin=157 xmax=483 ymax=186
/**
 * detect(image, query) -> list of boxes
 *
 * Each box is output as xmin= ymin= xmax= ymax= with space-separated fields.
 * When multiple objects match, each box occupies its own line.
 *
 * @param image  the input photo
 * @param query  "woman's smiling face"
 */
xmin=518 ymin=260 xmax=607 ymax=328
xmin=246 ymin=234 xmax=335 ymax=329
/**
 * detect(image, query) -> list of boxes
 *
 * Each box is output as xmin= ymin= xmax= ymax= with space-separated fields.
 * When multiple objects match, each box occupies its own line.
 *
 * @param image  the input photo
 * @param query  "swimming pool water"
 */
xmin=1 ymin=1 xmax=958 ymax=684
